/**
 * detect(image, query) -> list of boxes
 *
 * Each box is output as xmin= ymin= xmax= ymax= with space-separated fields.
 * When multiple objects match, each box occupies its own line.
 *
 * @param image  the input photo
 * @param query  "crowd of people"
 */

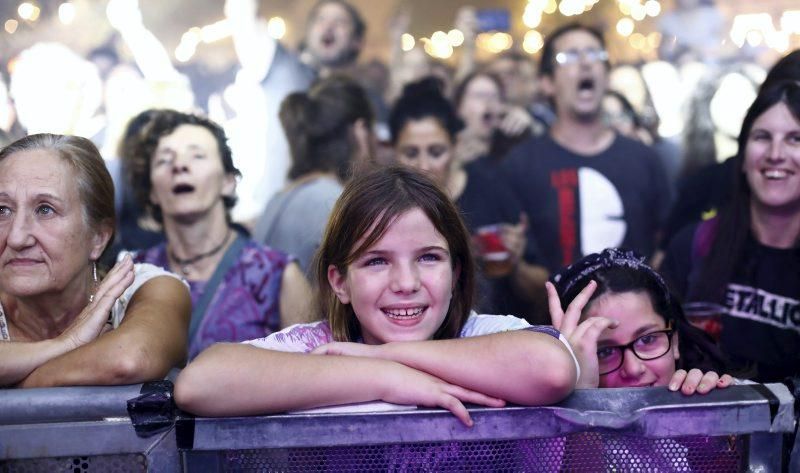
xmin=1 ymin=3 xmax=798 ymax=461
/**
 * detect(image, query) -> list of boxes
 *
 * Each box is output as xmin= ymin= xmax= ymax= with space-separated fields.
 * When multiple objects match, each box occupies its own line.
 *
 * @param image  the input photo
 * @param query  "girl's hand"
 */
xmin=668 ymin=369 xmax=734 ymax=395
xmin=381 ymin=363 xmax=505 ymax=427
xmin=314 ymin=342 xmax=505 ymax=426
xmin=58 ymin=256 xmax=135 ymax=350
xmin=546 ymin=280 xmax=618 ymax=389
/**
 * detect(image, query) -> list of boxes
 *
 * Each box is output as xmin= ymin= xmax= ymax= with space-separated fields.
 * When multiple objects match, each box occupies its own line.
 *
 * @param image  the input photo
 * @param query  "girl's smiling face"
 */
xmin=328 ymin=207 xmax=455 ymax=345
xmin=585 ymin=291 xmax=679 ymax=388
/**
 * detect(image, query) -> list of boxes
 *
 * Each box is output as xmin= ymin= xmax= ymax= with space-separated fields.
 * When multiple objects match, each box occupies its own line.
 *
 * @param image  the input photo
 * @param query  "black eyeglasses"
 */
xmin=597 ymin=326 xmax=674 ymax=376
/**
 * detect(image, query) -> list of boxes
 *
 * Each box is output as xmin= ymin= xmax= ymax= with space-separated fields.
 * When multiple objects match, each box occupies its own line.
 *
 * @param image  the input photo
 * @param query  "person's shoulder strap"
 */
xmin=691 ymin=216 xmax=719 ymax=263
xmin=188 ymin=232 xmax=249 ymax=343
xmin=686 ymin=217 xmax=720 ymax=298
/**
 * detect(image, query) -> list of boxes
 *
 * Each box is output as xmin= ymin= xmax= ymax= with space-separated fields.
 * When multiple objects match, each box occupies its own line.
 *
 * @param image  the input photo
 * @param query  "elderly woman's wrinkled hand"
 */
xmin=58 ymin=256 xmax=135 ymax=350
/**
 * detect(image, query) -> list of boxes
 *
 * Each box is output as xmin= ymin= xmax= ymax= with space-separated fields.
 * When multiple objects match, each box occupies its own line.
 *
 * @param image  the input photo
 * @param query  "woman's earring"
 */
xmin=89 ymin=261 xmax=98 ymax=303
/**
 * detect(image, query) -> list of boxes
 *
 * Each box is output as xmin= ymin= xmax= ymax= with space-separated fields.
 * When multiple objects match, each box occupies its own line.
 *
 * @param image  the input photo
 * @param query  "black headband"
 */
xmin=550 ymin=248 xmax=671 ymax=304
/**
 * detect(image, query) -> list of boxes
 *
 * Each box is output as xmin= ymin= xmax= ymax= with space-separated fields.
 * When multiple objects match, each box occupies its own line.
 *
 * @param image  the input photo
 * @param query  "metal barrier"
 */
xmin=181 ymin=383 xmax=796 ymax=472
xmin=1 ymin=383 xmax=798 ymax=472
xmin=0 ymin=384 xmax=179 ymax=472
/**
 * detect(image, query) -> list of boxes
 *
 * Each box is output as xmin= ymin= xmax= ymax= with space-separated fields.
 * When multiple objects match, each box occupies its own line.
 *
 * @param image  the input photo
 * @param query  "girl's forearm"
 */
xmin=175 ymin=343 xmax=402 ymax=417
xmin=377 ymin=330 xmax=576 ymax=405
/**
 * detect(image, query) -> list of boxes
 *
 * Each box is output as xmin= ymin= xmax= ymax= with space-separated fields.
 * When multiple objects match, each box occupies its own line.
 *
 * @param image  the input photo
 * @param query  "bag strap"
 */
xmin=188 ymin=231 xmax=248 ymax=343
xmin=687 ymin=216 xmax=719 ymax=297
xmin=691 ymin=217 xmax=719 ymax=263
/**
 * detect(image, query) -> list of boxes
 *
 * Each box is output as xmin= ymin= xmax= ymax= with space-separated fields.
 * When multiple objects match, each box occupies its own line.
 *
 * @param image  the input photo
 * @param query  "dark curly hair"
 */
xmin=551 ymin=248 xmax=730 ymax=374
xmin=126 ymin=111 xmax=241 ymax=224
xmin=389 ymin=77 xmax=464 ymax=146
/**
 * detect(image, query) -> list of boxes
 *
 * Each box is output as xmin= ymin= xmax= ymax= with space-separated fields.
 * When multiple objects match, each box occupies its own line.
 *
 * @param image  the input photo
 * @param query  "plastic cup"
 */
xmin=474 ymin=225 xmax=513 ymax=277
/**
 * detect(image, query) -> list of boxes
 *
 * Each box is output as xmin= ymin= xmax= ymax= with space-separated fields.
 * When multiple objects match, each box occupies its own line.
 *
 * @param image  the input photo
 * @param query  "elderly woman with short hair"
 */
xmin=0 ymin=133 xmax=190 ymax=388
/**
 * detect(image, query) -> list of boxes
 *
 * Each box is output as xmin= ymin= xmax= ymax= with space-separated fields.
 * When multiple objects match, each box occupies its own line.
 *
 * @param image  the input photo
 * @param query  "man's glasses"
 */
xmin=555 ymin=48 xmax=609 ymax=66
xmin=597 ymin=325 xmax=674 ymax=376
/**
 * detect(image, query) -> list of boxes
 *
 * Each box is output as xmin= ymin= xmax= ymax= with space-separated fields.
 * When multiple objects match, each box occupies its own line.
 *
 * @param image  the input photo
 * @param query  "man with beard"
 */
xmin=501 ymin=23 xmax=670 ymax=275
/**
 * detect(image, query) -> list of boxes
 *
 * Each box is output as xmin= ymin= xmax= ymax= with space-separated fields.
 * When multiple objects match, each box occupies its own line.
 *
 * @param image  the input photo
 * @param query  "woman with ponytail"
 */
xmin=254 ymin=75 xmax=375 ymax=275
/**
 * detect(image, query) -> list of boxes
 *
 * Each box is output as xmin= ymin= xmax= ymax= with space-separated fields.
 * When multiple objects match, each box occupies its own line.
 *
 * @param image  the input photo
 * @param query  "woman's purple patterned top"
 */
xmin=132 ymin=239 xmax=292 ymax=359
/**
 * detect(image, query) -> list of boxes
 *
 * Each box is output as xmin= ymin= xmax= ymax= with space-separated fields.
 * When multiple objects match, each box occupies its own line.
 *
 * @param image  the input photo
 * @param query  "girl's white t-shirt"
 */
xmin=244 ymin=312 xmax=580 ymax=379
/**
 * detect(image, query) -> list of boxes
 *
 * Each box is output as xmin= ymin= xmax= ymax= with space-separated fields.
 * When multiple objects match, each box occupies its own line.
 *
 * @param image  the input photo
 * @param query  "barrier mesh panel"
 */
xmin=0 ymin=454 xmax=146 ymax=473
xmin=217 ymin=433 xmax=745 ymax=472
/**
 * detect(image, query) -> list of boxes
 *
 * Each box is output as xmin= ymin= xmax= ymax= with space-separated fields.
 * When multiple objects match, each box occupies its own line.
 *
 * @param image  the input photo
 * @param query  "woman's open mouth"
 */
xmin=172 ymin=183 xmax=195 ymax=194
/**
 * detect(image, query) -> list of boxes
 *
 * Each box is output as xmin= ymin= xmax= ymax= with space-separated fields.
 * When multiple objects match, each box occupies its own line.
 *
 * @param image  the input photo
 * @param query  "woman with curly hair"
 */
xmin=127 ymin=111 xmax=311 ymax=360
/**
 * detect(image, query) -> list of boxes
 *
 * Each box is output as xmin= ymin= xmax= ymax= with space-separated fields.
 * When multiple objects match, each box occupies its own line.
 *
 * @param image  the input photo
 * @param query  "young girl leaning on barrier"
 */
xmin=175 ymin=165 xmax=579 ymax=426
xmin=547 ymin=248 xmax=734 ymax=393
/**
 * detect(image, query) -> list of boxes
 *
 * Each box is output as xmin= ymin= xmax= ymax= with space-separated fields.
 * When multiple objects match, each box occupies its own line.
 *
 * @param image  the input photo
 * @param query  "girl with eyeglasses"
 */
xmin=547 ymin=248 xmax=733 ymax=393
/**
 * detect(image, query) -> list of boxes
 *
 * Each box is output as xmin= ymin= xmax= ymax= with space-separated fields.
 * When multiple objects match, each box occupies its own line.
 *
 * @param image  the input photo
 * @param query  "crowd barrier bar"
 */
xmin=1 ymin=382 xmax=798 ymax=472
xmin=0 ymin=384 xmax=179 ymax=472
xmin=180 ymin=383 xmax=796 ymax=472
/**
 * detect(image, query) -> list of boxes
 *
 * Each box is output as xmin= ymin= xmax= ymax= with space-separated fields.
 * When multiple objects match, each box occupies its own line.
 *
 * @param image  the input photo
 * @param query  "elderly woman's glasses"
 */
xmin=597 ymin=325 xmax=674 ymax=375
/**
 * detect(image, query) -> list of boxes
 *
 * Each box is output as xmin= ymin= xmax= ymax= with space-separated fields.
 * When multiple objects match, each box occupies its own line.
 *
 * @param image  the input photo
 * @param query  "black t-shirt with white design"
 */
xmin=502 ymin=133 xmax=670 ymax=273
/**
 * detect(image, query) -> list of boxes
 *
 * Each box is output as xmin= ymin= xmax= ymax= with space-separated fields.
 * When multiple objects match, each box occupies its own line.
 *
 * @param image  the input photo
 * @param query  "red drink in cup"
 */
xmin=683 ymin=302 xmax=725 ymax=342
xmin=474 ymin=225 xmax=513 ymax=277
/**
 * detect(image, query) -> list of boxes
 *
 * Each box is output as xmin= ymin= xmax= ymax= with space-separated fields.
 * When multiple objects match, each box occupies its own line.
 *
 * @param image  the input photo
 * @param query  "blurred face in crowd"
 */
xmin=488 ymin=57 xmax=537 ymax=107
xmin=543 ymin=29 xmax=609 ymax=122
xmin=602 ymin=94 xmax=636 ymax=138
xmin=0 ymin=150 xmax=108 ymax=297
xmin=306 ymin=2 xmax=362 ymax=68
xmin=458 ymin=75 xmax=502 ymax=140
xmin=743 ymin=101 xmax=800 ymax=214
xmin=149 ymin=124 xmax=235 ymax=224
xmin=584 ymin=291 xmax=679 ymax=388
xmin=395 ymin=118 xmax=454 ymax=186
